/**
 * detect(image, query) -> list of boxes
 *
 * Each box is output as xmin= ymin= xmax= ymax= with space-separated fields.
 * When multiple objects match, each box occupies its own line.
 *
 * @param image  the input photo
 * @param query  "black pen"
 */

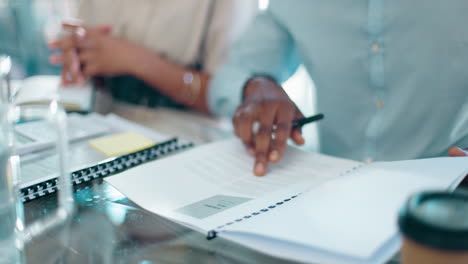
xmin=292 ymin=113 xmax=324 ymax=128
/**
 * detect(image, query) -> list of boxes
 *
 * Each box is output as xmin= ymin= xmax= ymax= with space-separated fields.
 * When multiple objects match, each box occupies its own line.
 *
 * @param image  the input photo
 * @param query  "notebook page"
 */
xmin=221 ymin=157 xmax=468 ymax=264
xmin=105 ymin=138 xmax=361 ymax=231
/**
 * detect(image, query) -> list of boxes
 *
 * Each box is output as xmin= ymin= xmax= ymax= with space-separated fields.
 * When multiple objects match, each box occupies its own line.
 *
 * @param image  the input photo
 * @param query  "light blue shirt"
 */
xmin=209 ymin=0 xmax=468 ymax=162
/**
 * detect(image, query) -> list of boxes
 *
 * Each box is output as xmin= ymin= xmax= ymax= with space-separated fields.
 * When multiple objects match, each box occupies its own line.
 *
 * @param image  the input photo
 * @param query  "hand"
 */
xmin=448 ymin=147 xmax=468 ymax=157
xmin=49 ymin=24 xmax=139 ymax=84
xmin=49 ymin=24 xmax=112 ymax=85
xmin=233 ymin=76 xmax=305 ymax=176
xmin=74 ymin=27 xmax=142 ymax=78
xmin=48 ymin=24 xmax=88 ymax=85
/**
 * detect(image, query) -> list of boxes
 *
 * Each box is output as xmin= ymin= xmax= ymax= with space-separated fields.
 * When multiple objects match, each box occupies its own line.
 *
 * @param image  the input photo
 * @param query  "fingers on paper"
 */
xmin=254 ymin=105 xmax=276 ymax=176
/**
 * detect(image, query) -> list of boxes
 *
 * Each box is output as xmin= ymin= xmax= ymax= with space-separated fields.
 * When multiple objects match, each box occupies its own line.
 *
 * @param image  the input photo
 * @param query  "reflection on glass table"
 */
xmin=23 ymin=180 xmax=315 ymax=264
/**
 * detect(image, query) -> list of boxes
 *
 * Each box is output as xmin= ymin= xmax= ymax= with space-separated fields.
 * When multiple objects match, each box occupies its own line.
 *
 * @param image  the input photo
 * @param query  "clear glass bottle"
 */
xmin=0 ymin=55 xmax=75 ymax=264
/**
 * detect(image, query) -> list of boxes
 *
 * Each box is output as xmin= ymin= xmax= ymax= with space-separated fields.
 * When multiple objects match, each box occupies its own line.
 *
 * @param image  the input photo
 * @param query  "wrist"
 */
xmin=243 ymin=75 xmax=280 ymax=101
xmin=127 ymin=45 xmax=160 ymax=78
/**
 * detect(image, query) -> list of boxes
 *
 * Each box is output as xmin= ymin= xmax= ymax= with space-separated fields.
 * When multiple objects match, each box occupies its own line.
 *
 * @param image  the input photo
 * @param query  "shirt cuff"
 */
xmin=208 ymin=64 xmax=253 ymax=117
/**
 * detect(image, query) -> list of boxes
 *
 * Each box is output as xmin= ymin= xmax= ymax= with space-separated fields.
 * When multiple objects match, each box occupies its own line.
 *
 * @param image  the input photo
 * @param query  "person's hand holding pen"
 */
xmin=233 ymin=76 xmax=323 ymax=176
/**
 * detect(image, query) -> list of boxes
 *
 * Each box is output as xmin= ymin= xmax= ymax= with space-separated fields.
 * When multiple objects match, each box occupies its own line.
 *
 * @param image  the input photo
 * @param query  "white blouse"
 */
xmin=78 ymin=0 xmax=259 ymax=74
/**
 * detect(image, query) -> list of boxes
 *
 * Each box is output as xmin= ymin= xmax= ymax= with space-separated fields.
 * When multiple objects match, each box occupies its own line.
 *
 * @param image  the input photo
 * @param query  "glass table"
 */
xmin=22 ymin=102 xmax=466 ymax=264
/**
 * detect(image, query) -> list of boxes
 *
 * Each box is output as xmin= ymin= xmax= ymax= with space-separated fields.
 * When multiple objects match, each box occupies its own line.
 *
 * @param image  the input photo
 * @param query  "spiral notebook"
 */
xmin=105 ymin=138 xmax=468 ymax=264
xmin=19 ymin=138 xmax=194 ymax=202
xmin=16 ymin=113 xmax=194 ymax=203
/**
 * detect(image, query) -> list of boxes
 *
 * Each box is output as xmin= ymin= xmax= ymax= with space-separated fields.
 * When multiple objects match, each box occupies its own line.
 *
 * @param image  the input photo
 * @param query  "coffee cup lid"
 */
xmin=398 ymin=191 xmax=468 ymax=251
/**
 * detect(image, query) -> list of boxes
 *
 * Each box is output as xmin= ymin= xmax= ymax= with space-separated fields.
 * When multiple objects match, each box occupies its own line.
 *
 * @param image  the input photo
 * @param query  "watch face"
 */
xmin=414 ymin=198 xmax=468 ymax=229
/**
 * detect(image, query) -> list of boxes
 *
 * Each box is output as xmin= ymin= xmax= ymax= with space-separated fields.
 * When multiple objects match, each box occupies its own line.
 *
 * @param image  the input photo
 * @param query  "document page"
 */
xmin=105 ymin=138 xmax=360 ymax=231
xmin=221 ymin=157 xmax=468 ymax=264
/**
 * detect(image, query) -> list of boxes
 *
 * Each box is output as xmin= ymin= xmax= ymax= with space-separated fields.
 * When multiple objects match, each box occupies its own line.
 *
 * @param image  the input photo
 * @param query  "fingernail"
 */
xmin=269 ymin=150 xmax=279 ymax=162
xmin=76 ymin=27 xmax=87 ymax=38
xmin=255 ymin=163 xmax=265 ymax=176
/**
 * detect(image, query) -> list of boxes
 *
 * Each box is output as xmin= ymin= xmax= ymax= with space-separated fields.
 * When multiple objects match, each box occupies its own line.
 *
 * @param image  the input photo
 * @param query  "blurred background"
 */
xmin=0 ymin=0 xmax=318 ymax=148
xmin=0 ymin=0 xmax=77 ymax=78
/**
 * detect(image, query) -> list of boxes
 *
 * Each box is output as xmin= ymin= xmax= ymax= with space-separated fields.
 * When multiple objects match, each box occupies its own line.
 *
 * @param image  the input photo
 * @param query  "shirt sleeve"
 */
xmin=208 ymin=5 xmax=301 ymax=117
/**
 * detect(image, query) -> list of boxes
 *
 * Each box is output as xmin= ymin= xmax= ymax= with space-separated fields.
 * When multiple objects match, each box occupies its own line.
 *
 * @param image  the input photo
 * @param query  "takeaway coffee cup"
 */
xmin=398 ymin=191 xmax=468 ymax=264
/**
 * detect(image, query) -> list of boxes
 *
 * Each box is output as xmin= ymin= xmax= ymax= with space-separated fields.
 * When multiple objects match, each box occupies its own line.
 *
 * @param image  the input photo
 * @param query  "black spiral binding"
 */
xmin=206 ymin=163 xmax=365 ymax=240
xmin=19 ymin=138 xmax=194 ymax=203
xmin=206 ymin=194 xmax=301 ymax=240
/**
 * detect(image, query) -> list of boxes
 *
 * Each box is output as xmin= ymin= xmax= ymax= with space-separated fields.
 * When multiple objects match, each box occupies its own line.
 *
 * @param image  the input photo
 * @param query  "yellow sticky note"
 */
xmin=89 ymin=132 xmax=156 ymax=157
